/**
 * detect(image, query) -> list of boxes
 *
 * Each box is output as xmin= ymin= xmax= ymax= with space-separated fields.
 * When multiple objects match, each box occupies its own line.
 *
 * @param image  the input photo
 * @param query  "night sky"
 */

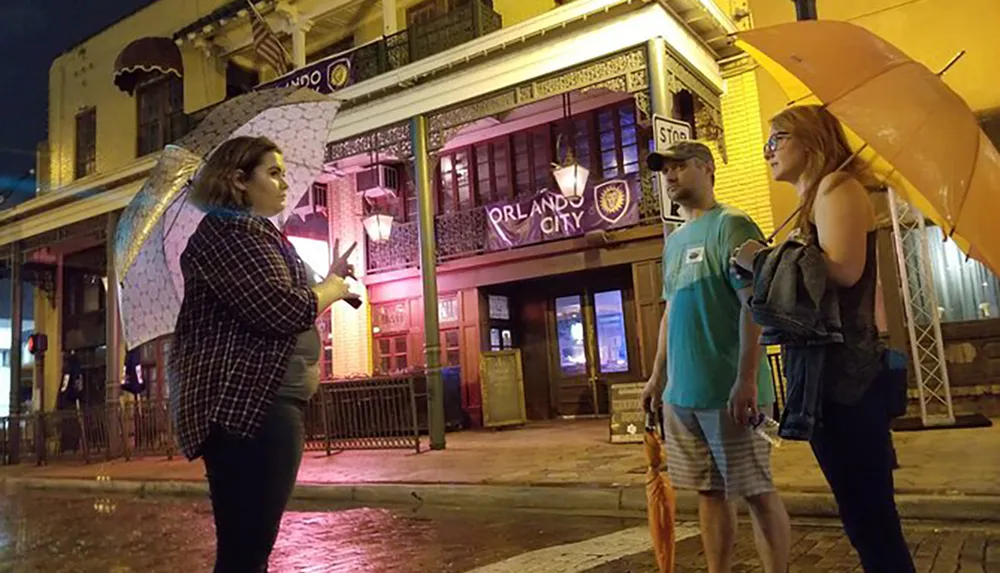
xmin=0 ymin=0 xmax=155 ymax=202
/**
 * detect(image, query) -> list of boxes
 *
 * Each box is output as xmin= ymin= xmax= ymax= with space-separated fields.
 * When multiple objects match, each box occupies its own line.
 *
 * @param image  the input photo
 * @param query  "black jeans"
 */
xmin=810 ymin=378 xmax=915 ymax=573
xmin=203 ymin=398 xmax=305 ymax=573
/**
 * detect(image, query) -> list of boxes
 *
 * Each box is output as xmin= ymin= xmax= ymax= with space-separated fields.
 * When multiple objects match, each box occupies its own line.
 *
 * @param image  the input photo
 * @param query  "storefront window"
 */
xmin=594 ymin=290 xmax=629 ymax=373
xmin=373 ymin=302 xmax=408 ymax=333
xmin=442 ymin=329 xmax=460 ymax=366
xmin=555 ymin=295 xmax=586 ymax=375
xmin=376 ymin=335 xmax=408 ymax=373
xmin=438 ymin=295 xmax=459 ymax=323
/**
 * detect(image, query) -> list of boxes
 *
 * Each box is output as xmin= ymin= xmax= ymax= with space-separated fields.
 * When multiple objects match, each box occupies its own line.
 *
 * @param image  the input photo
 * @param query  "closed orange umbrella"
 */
xmin=644 ymin=412 xmax=676 ymax=573
xmin=736 ymin=21 xmax=1000 ymax=275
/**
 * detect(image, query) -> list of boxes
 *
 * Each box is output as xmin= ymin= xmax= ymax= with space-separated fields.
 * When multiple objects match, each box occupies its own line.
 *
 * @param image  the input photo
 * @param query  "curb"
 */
xmin=4 ymin=476 xmax=999 ymax=523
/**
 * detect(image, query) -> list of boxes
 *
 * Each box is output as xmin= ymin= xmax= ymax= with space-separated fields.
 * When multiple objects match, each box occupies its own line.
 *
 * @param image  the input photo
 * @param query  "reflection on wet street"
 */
xmin=0 ymin=488 xmax=639 ymax=573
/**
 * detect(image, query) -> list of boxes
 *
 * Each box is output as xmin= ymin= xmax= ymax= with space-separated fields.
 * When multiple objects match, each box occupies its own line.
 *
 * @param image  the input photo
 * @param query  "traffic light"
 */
xmin=27 ymin=334 xmax=48 ymax=356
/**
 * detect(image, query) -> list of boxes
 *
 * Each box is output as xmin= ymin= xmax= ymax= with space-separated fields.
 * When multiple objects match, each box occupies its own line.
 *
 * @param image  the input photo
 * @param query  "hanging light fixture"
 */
xmin=361 ymin=133 xmax=394 ymax=242
xmin=363 ymin=213 xmax=394 ymax=242
xmin=552 ymin=150 xmax=589 ymax=199
xmin=552 ymin=93 xmax=589 ymax=199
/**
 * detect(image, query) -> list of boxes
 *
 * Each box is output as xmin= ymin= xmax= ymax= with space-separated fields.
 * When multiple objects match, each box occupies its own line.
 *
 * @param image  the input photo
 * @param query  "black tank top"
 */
xmin=817 ymin=230 xmax=884 ymax=404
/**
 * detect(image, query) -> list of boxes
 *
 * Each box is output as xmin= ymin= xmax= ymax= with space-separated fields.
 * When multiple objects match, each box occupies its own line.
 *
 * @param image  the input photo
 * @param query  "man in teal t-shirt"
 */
xmin=641 ymin=141 xmax=789 ymax=573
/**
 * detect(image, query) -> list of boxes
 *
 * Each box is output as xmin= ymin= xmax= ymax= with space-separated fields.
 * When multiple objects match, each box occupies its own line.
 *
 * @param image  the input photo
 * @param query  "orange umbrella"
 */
xmin=736 ymin=21 xmax=1000 ymax=275
xmin=644 ymin=412 xmax=676 ymax=573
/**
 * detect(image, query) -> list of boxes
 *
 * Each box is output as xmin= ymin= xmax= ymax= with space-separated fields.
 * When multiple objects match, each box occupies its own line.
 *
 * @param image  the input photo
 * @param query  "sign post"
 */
xmin=651 ymin=114 xmax=692 ymax=224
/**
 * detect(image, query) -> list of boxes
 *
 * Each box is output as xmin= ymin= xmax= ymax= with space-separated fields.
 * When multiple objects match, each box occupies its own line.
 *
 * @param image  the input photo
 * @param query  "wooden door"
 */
xmin=518 ymin=296 xmax=552 ymax=420
xmin=548 ymin=280 xmax=641 ymax=417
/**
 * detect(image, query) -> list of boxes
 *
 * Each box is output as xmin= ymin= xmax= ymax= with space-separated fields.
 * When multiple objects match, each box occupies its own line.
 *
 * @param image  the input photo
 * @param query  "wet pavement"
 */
xmin=0 ymin=488 xmax=640 ymax=573
xmin=1 ymin=487 xmax=999 ymax=572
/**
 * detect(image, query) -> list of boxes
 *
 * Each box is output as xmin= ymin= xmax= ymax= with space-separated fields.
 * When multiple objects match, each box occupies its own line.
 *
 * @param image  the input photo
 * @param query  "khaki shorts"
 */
xmin=662 ymin=405 xmax=776 ymax=499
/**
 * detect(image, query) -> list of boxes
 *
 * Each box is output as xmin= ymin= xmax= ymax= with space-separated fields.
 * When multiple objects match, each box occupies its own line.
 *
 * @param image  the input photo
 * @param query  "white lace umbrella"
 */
xmin=113 ymin=87 xmax=341 ymax=349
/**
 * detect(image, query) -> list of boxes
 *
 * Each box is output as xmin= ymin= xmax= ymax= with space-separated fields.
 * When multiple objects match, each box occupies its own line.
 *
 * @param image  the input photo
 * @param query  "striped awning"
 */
xmin=113 ymin=37 xmax=184 ymax=95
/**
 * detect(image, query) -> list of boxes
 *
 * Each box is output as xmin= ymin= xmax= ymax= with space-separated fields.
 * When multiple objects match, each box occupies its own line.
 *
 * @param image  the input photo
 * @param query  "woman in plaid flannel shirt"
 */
xmin=170 ymin=136 xmax=359 ymax=572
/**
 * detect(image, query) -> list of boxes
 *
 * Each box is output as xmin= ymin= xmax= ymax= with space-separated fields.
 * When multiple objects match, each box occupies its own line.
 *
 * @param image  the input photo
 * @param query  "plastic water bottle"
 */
xmin=750 ymin=412 xmax=783 ymax=447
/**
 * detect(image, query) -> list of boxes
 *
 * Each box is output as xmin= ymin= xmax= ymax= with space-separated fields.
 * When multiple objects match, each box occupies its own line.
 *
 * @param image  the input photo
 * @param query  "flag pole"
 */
xmin=246 ymin=0 xmax=293 ymax=64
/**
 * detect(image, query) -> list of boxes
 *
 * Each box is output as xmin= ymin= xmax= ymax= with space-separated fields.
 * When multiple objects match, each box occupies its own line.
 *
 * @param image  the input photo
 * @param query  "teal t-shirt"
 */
xmin=661 ymin=204 xmax=775 ymax=409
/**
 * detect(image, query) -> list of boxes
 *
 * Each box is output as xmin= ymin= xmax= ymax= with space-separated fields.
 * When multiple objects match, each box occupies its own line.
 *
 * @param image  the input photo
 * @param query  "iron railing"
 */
xmin=305 ymin=376 xmax=422 ymax=454
xmin=1 ymin=374 xmax=423 ymax=465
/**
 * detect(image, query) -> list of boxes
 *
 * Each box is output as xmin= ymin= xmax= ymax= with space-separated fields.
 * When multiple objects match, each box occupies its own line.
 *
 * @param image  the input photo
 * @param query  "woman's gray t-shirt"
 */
xmin=276 ymin=271 xmax=322 ymax=402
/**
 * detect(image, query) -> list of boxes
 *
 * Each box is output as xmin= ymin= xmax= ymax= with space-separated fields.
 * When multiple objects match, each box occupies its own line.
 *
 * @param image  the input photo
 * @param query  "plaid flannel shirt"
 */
xmin=169 ymin=211 xmax=318 ymax=460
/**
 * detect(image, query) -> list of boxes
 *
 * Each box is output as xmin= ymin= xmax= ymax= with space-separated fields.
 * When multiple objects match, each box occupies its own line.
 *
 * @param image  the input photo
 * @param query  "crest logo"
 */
xmin=328 ymin=61 xmax=352 ymax=90
xmin=594 ymin=179 xmax=630 ymax=224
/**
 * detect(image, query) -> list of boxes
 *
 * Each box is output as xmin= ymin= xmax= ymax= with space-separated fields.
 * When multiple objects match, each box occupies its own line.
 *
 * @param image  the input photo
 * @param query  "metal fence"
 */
xmin=304 ymin=376 xmax=422 ymax=454
xmin=0 ymin=399 xmax=173 ymax=466
xmin=2 ymin=375 xmax=423 ymax=465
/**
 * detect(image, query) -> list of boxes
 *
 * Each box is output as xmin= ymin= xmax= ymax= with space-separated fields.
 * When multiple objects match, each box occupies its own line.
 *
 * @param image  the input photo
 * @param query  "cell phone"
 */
xmin=344 ymin=295 xmax=362 ymax=309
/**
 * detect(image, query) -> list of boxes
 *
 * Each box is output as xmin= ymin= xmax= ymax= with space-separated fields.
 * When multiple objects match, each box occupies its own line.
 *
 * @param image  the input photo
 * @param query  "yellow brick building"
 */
xmin=2 ymin=0 xmax=782 ymax=424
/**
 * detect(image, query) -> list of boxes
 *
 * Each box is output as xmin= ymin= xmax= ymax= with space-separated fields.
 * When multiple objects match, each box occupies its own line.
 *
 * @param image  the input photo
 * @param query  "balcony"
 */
xmin=366 ymin=207 xmax=491 ymax=274
xmin=268 ymin=0 xmax=502 ymax=93
xmin=365 ymin=180 xmax=663 ymax=274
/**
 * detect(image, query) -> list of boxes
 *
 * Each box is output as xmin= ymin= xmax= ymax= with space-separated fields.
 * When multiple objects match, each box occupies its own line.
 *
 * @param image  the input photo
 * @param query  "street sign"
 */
xmin=652 ymin=114 xmax=693 ymax=224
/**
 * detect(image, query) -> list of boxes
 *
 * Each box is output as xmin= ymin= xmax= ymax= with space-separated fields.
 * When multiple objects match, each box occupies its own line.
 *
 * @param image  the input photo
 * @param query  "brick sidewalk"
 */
xmin=588 ymin=523 xmax=1000 ymax=572
xmin=2 ymin=417 xmax=998 ymax=497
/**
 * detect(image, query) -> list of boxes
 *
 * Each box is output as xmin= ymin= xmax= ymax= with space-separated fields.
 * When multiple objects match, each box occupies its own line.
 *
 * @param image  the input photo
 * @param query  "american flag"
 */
xmin=248 ymin=2 xmax=289 ymax=76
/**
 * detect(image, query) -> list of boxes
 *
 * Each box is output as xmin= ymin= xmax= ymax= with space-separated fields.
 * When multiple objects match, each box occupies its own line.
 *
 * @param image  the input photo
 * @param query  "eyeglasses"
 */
xmin=763 ymin=132 xmax=791 ymax=156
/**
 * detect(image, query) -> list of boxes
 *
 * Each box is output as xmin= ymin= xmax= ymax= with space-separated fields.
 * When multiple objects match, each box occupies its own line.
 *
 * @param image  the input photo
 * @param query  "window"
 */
xmin=74 ymin=108 xmax=97 ymax=179
xmin=137 ymin=75 xmax=186 ymax=157
xmin=512 ymin=126 xmax=552 ymax=199
xmin=474 ymin=139 xmax=513 ymax=205
xmin=226 ymin=62 xmax=260 ymax=98
xmin=555 ymin=295 xmax=586 ymax=375
xmin=0 ymin=350 xmax=8 ymax=368
xmin=438 ymin=295 xmax=459 ymax=323
xmin=407 ymin=0 xmax=438 ymax=25
xmin=430 ymin=99 xmax=641 ymax=214
xmin=376 ymin=335 xmax=408 ymax=373
xmin=442 ymin=329 xmax=461 ymax=366
xmin=374 ymin=302 xmax=409 ymax=333
xmin=554 ymin=115 xmax=594 ymax=174
xmin=437 ymin=150 xmax=473 ymax=213
xmin=596 ymin=101 xmax=640 ymax=180
xmin=311 ymin=182 xmax=328 ymax=211
xmin=594 ymin=290 xmax=629 ymax=373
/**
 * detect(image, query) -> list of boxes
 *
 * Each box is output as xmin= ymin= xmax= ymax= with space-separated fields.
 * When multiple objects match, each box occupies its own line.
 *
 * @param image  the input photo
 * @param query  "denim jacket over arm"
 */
xmin=749 ymin=239 xmax=843 ymax=346
xmin=749 ymin=239 xmax=842 ymax=440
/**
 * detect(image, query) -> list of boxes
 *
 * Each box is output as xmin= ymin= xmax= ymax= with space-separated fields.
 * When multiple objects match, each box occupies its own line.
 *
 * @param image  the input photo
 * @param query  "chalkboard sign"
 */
xmin=480 ymin=349 xmax=527 ymax=428
xmin=609 ymin=381 xmax=647 ymax=444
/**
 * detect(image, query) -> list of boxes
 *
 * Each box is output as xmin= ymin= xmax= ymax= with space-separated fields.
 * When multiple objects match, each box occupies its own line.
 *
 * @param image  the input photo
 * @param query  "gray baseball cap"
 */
xmin=646 ymin=140 xmax=715 ymax=172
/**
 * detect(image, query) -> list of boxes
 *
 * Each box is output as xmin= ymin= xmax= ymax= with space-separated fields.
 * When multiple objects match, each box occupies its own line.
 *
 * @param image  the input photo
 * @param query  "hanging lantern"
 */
xmin=552 ymin=98 xmax=589 ymax=199
xmin=363 ymin=213 xmax=394 ymax=242
xmin=552 ymin=160 xmax=589 ymax=199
